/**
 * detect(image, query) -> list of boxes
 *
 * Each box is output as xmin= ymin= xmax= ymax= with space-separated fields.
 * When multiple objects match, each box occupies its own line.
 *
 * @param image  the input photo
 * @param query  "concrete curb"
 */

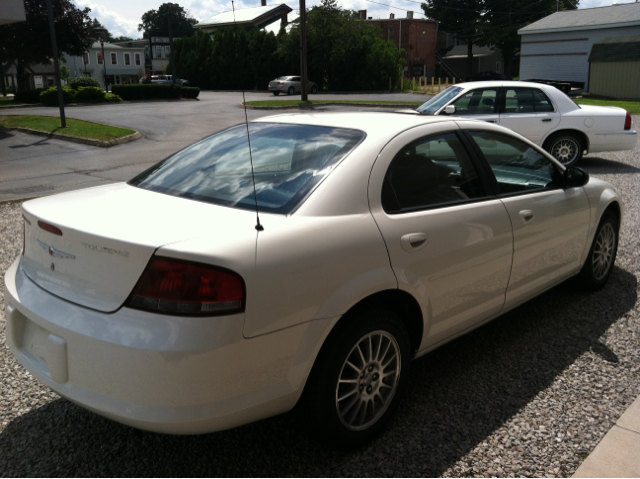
xmin=1 ymin=126 xmax=142 ymax=148
xmin=242 ymin=102 xmax=422 ymax=110
xmin=0 ymin=103 xmax=39 ymax=110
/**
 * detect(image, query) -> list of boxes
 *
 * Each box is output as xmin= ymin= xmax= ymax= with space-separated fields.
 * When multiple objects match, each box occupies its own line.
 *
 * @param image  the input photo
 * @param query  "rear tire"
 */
xmin=301 ymin=309 xmax=410 ymax=449
xmin=273 ymin=91 xmax=280 ymax=96
xmin=544 ymin=132 xmax=584 ymax=167
xmin=578 ymin=211 xmax=619 ymax=291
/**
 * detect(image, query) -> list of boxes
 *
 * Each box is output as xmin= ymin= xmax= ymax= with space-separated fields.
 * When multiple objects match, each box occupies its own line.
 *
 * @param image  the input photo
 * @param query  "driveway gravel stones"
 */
xmin=1 ymin=117 xmax=639 ymax=477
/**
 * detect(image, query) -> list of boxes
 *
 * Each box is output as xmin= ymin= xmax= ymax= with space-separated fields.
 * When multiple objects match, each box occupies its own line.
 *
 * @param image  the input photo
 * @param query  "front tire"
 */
xmin=579 ymin=211 xmax=619 ymax=291
xmin=544 ymin=132 xmax=584 ymax=166
xmin=287 ymin=87 xmax=294 ymax=96
xmin=310 ymin=85 xmax=318 ymax=94
xmin=302 ymin=310 xmax=410 ymax=449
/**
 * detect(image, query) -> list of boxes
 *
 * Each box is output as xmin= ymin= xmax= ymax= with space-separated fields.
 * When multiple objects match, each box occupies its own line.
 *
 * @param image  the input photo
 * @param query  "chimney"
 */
xmin=261 ymin=0 xmax=266 ymax=6
xmin=281 ymin=11 xmax=288 ymax=25
xmin=407 ymin=11 xmax=413 ymax=19
xmin=358 ymin=9 xmax=366 ymax=19
xmin=390 ymin=13 xmax=395 ymax=19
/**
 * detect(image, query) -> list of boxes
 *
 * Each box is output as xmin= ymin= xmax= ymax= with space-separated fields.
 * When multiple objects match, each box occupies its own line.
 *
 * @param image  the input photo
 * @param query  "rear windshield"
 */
xmin=129 ymin=123 xmax=365 ymax=214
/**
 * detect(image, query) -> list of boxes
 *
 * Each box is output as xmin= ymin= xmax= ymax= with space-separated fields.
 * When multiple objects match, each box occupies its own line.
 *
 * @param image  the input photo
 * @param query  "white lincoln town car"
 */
xmin=416 ymin=81 xmax=637 ymax=166
xmin=5 ymin=112 xmax=622 ymax=448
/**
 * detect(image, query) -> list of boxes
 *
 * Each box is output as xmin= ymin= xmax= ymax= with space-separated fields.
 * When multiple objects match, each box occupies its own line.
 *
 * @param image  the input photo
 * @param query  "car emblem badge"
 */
xmin=37 ymin=240 xmax=75 ymax=260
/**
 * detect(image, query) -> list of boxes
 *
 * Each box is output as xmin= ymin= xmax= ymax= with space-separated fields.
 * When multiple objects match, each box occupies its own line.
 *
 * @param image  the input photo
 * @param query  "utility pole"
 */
xmin=45 ymin=0 xmax=66 ymax=127
xmin=168 ymin=16 xmax=176 ymax=85
xmin=299 ymin=0 xmax=308 ymax=101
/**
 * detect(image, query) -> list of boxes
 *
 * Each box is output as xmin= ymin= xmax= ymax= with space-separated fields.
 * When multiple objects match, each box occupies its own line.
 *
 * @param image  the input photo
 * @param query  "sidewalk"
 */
xmin=573 ymin=395 xmax=640 ymax=477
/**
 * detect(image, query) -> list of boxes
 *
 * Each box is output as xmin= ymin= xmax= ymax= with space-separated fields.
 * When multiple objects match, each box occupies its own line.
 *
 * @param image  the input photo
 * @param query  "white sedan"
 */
xmin=416 ymin=81 xmax=637 ymax=166
xmin=5 ymin=112 xmax=622 ymax=448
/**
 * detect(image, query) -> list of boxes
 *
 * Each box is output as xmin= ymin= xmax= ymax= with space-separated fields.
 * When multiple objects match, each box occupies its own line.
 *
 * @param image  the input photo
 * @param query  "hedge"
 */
xmin=110 ymin=84 xmax=182 ymax=101
xmin=39 ymin=86 xmax=76 ymax=106
xmin=75 ymin=86 xmax=106 ymax=103
xmin=69 ymin=77 xmax=101 ymax=90
xmin=105 ymin=93 xmax=123 ymax=103
xmin=181 ymin=86 xmax=200 ymax=99
xmin=15 ymin=88 xmax=45 ymax=104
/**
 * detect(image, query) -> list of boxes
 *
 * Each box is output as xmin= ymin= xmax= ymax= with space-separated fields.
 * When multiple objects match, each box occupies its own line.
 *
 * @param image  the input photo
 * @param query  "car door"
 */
xmin=368 ymin=122 xmax=514 ymax=349
xmin=461 ymin=125 xmax=590 ymax=309
xmin=290 ymin=76 xmax=302 ymax=93
xmin=445 ymin=86 xmax=501 ymax=124
xmin=499 ymin=87 xmax=560 ymax=145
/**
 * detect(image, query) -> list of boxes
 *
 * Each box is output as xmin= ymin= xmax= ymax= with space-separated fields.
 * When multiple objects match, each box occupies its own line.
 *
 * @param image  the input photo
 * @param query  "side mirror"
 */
xmin=443 ymin=105 xmax=456 ymax=115
xmin=563 ymin=166 xmax=589 ymax=188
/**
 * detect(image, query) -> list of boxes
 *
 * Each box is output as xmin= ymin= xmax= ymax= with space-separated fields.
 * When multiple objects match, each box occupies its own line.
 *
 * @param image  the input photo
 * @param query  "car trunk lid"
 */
xmin=21 ymin=183 xmax=257 ymax=312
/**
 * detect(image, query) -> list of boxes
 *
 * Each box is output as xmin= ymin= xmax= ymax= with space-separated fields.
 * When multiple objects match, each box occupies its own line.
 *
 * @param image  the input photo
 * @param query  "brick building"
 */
xmin=364 ymin=11 xmax=438 ymax=78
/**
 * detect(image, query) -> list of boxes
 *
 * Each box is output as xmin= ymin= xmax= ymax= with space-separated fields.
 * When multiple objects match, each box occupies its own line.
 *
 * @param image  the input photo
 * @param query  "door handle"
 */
xmin=485 ymin=119 xmax=497 ymax=123
xmin=541 ymin=118 xmax=552 ymax=122
xmin=519 ymin=210 xmax=534 ymax=223
xmin=400 ymin=233 xmax=428 ymax=252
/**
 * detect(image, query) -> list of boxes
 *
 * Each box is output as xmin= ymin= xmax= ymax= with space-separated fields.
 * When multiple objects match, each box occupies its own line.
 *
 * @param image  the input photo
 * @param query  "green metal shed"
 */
xmin=588 ymin=35 xmax=640 ymax=99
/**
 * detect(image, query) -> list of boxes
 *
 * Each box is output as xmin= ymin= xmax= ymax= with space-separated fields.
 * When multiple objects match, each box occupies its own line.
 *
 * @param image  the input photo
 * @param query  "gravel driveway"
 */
xmin=1 ymin=117 xmax=639 ymax=477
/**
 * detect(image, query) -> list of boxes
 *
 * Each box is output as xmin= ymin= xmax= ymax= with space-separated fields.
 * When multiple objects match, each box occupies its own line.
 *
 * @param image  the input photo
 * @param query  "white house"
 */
xmin=63 ymin=42 xmax=146 ymax=90
xmin=518 ymin=2 xmax=640 ymax=91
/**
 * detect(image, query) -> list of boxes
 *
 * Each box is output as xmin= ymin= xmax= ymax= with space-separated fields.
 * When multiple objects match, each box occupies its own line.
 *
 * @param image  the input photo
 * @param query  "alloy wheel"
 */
xmin=550 ymin=137 xmax=580 ymax=165
xmin=335 ymin=330 xmax=401 ymax=431
xmin=593 ymin=223 xmax=616 ymax=281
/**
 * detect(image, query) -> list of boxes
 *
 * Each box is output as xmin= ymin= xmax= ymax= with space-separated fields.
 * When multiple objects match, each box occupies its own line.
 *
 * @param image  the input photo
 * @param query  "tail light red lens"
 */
xmin=127 ymin=257 xmax=245 ymax=316
xmin=38 ymin=220 xmax=62 ymax=236
xmin=624 ymin=111 xmax=632 ymax=130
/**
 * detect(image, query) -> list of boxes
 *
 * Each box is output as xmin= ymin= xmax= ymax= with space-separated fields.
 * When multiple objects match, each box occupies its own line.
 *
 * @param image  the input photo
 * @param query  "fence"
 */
xmin=392 ymin=77 xmax=457 ymax=94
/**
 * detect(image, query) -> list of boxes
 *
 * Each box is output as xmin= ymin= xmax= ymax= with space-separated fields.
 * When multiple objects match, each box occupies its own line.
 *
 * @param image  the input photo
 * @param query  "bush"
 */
xmin=69 ymin=77 xmax=101 ymax=90
xmin=105 ymin=93 xmax=123 ymax=103
xmin=15 ymin=88 xmax=45 ymax=103
xmin=181 ymin=86 xmax=200 ymax=99
xmin=39 ymin=86 xmax=76 ymax=106
xmin=75 ymin=86 xmax=106 ymax=103
xmin=111 ymin=84 xmax=182 ymax=100
xmin=6 ymin=85 xmax=16 ymax=94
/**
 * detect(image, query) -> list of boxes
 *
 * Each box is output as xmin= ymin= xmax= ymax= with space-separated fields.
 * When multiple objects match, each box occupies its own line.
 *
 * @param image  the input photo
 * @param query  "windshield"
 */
xmin=416 ymin=86 xmax=463 ymax=115
xmin=129 ymin=123 xmax=365 ymax=214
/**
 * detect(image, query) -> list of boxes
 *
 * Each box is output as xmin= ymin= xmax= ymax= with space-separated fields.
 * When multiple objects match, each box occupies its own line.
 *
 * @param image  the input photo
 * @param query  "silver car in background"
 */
xmin=268 ymin=76 xmax=318 ymax=95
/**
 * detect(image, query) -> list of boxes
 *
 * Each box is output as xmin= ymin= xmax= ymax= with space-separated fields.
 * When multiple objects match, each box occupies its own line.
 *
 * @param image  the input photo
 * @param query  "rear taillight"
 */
xmin=278 ymin=82 xmax=284 ymax=85
xmin=126 ymin=257 xmax=245 ymax=316
xmin=38 ymin=220 xmax=62 ymax=236
xmin=624 ymin=111 xmax=632 ymax=130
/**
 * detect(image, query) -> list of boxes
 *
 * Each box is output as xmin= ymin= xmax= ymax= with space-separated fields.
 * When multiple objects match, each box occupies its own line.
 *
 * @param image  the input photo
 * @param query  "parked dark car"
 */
xmin=465 ymin=71 xmax=509 ymax=82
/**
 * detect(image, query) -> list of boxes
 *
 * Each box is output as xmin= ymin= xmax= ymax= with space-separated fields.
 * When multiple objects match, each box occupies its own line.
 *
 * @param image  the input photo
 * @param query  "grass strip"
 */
xmin=245 ymin=99 xmax=423 ymax=107
xmin=0 ymin=115 xmax=136 ymax=141
xmin=575 ymin=99 xmax=640 ymax=115
xmin=0 ymin=97 xmax=15 ymax=104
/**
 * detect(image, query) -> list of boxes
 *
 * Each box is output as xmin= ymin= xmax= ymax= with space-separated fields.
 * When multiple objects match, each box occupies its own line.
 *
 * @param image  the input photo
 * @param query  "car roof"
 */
xmin=254 ymin=111 xmax=457 ymax=138
xmin=455 ymin=80 xmax=557 ymax=90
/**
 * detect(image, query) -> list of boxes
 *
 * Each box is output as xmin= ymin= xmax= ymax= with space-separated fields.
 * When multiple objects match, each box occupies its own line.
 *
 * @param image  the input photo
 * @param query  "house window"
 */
xmin=124 ymin=53 xmax=131 ymax=65
xmin=155 ymin=45 xmax=162 ymax=59
xmin=388 ymin=27 xmax=394 ymax=42
xmin=496 ymin=61 xmax=501 ymax=73
xmin=135 ymin=53 xmax=141 ymax=65
xmin=96 ymin=51 xmax=103 ymax=64
xmin=111 ymin=52 xmax=117 ymax=65
xmin=83 ymin=52 xmax=90 ymax=65
xmin=165 ymin=45 xmax=171 ymax=57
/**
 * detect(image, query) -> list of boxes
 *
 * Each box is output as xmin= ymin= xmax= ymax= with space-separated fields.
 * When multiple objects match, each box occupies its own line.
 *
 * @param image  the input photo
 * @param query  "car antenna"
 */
xmin=232 ymin=0 xmax=264 ymax=232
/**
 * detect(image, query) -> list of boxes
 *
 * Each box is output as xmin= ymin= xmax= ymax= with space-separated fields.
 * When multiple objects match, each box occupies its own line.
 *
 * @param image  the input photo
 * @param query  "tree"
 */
xmin=59 ymin=65 xmax=70 ymax=83
xmin=111 ymin=35 xmax=134 ymax=42
xmin=0 ymin=0 xmax=94 ymax=90
xmin=138 ymin=3 xmax=198 ymax=38
xmin=478 ymin=0 xmax=578 ymax=77
xmin=422 ymin=0 xmax=484 ymax=78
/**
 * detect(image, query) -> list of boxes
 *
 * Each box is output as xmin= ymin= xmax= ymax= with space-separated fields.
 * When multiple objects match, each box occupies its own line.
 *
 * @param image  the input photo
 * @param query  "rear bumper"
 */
xmin=4 ymin=257 xmax=333 ymax=434
xmin=268 ymin=85 xmax=288 ymax=93
xmin=588 ymin=130 xmax=637 ymax=153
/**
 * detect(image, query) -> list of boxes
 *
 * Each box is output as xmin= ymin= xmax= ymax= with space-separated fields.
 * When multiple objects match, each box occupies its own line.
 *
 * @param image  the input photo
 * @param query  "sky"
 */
xmin=71 ymin=0 xmax=640 ymax=39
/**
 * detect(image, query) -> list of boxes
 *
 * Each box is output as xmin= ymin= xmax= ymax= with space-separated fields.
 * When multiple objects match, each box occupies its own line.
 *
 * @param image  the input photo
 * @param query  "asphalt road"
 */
xmin=0 ymin=91 xmax=422 ymax=202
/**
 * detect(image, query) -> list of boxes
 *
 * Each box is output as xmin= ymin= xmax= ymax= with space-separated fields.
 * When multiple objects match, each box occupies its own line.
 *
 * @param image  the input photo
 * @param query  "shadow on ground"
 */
xmin=582 ymin=156 xmax=640 ymax=175
xmin=0 ymin=267 xmax=636 ymax=476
